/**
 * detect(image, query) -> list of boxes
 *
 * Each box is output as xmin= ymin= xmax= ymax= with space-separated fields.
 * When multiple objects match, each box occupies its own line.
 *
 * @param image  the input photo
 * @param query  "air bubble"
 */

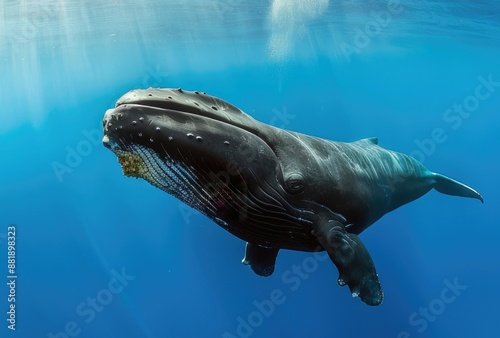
xmin=224 ymin=141 xmax=230 ymax=145
xmin=168 ymin=136 xmax=173 ymax=141
xmin=150 ymin=138 xmax=154 ymax=142
xmin=139 ymin=117 xmax=144 ymax=122
xmin=132 ymin=121 xmax=137 ymax=125
xmin=138 ymin=133 xmax=142 ymax=137
xmin=187 ymin=133 xmax=194 ymax=138
xmin=155 ymin=127 xmax=160 ymax=132
xmin=196 ymin=136 xmax=202 ymax=141
xmin=337 ymin=278 xmax=346 ymax=286
xmin=351 ymin=292 xmax=359 ymax=298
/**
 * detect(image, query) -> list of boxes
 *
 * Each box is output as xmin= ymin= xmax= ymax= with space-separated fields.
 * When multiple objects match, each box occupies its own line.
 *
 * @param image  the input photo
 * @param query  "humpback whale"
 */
xmin=102 ymin=88 xmax=483 ymax=306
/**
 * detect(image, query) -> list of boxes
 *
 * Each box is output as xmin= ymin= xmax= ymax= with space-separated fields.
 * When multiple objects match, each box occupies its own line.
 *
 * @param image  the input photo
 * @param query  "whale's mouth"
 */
xmin=101 ymin=88 xmax=282 ymax=191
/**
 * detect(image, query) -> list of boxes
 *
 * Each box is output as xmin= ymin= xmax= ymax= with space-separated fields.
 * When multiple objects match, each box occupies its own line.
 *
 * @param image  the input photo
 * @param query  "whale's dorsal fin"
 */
xmin=355 ymin=137 xmax=378 ymax=146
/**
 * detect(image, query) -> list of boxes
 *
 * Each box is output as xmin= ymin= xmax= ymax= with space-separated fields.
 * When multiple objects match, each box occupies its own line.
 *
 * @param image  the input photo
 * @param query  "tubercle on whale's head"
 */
xmin=114 ymin=88 xmax=254 ymax=128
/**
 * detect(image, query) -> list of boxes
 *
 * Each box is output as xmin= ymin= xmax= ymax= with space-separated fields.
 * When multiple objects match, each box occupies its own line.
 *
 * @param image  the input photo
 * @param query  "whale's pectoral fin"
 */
xmin=313 ymin=220 xmax=383 ymax=306
xmin=242 ymin=243 xmax=280 ymax=277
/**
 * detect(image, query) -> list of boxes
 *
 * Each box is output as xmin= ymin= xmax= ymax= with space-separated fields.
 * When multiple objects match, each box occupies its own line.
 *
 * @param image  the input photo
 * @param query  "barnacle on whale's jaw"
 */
xmin=102 ymin=133 xmax=147 ymax=179
xmin=115 ymin=150 xmax=146 ymax=178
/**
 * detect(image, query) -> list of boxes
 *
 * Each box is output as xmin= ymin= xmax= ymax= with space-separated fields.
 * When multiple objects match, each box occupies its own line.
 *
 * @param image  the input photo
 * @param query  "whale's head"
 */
xmin=102 ymin=88 xmax=309 ymax=245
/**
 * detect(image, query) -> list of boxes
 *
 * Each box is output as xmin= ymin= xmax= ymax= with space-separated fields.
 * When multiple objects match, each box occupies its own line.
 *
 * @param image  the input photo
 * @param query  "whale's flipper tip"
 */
xmin=432 ymin=173 xmax=484 ymax=203
xmin=242 ymin=243 xmax=280 ymax=277
xmin=314 ymin=219 xmax=383 ymax=306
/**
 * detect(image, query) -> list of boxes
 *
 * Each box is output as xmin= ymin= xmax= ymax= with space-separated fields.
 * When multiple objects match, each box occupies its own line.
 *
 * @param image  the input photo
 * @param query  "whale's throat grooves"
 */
xmin=113 ymin=144 xmax=317 ymax=249
xmin=116 ymin=145 xmax=219 ymax=216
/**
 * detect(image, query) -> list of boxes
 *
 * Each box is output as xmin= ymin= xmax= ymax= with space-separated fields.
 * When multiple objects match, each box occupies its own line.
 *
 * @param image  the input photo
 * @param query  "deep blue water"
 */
xmin=1 ymin=1 xmax=500 ymax=337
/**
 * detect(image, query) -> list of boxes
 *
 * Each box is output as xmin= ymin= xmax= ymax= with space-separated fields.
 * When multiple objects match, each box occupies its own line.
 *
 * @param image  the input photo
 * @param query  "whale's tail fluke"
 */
xmin=432 ymin=173 xmax=484 ymax=203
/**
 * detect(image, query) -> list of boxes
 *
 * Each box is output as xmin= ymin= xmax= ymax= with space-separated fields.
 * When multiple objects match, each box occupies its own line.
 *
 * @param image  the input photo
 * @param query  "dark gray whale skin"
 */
xmin=102 ymin=88 xmax=483 ymax=306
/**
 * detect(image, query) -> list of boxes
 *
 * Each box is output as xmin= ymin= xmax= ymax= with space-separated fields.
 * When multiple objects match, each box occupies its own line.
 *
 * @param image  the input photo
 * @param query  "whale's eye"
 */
xmin=285 ymin=173 xmax=305 ymax=194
